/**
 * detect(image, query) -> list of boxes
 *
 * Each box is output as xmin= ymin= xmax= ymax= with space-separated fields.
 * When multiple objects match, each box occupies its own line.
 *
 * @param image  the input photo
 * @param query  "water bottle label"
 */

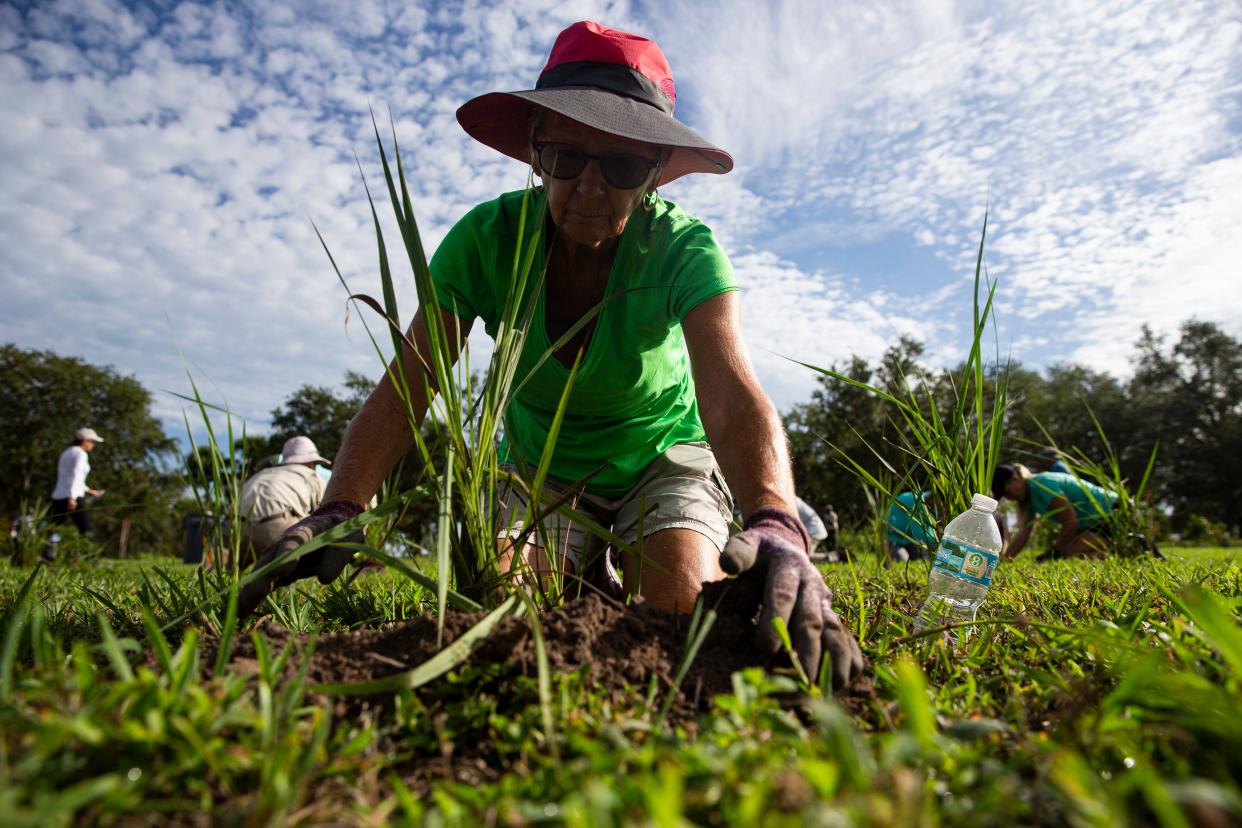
xmin=932 ymin=538 xmax=998 ymax=586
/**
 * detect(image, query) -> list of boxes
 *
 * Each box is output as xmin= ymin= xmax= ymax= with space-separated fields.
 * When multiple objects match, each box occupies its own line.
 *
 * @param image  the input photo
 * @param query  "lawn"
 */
xmin=0 ymin=545 xmax=1237 ymax=826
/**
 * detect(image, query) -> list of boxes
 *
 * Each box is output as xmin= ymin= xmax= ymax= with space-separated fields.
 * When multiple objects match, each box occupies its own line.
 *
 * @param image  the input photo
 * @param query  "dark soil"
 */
xmin=214 ymin=580 xmax=874 ymax=794
xmin=226 ymin=583 xmax=766 ymax=717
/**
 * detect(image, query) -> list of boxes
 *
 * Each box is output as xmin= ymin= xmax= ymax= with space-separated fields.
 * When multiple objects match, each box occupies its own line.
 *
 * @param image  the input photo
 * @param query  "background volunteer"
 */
xmin=238 ymin=436 xmax=331 ymax=561
xmin=887 ymin=490 xmax=937 ymax=561
xmin=994 ymin=464 xmax=1117 ymax=559
xmin=51 ymin=427 xmax=105 ymax=535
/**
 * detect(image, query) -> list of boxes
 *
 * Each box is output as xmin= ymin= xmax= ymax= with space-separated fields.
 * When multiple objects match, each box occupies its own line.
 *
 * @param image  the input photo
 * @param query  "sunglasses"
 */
xmin=533 ymin=141 xmax=659 ymax=190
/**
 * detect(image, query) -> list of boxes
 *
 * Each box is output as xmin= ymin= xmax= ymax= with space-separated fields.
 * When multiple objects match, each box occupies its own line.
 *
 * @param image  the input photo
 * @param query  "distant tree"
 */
xmin=260 ymin=370 xmax=372 ymax=460
xmin=1002 ymin=362 xmax=1134 ymax=467
xmin=785 ymin=337 xmax=930 ymax=523
xmin=0 ymin=344 xmax=181 ymax=554
xmin=184 ymin=434 xmax=271 ymax=498
xmin=782 ymin=319 xmax=1242 ymax=538
xmin=1128 ymin=321 xmax=1242 ymax=530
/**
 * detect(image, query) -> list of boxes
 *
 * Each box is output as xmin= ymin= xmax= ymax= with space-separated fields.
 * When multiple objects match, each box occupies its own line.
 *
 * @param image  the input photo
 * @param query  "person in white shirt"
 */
xmin=238 ymin=436 xmax=331 ymax=563
xmin=51 ymin=427 xmax=105 ymax=535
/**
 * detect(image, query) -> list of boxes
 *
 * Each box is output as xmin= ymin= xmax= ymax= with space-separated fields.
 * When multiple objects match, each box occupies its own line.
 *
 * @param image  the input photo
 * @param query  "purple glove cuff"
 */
xmin=313 ymin=500 xmax=365 ymax=523
xmin=743 ymin=506 xmax=812 ymax=556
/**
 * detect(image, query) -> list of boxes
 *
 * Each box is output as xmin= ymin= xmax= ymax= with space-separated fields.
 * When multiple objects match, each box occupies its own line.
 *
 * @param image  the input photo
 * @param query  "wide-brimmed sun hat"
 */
xmin=282 ymin=436 xmax=331 ymax=466
xmin=456 ymin=20 xmax=732 ymax=186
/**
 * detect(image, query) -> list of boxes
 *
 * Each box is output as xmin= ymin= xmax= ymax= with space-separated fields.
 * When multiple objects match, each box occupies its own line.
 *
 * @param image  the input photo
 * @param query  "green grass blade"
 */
xmin=0 ymin=568 xmax=39 ymax=701
xmin=312 ymin=594 xmax=521 ymax=695
xmin=436 ymin=443 xmax=455 ymax=647
xmin=516 ymin=588 xmax=559 ymax=763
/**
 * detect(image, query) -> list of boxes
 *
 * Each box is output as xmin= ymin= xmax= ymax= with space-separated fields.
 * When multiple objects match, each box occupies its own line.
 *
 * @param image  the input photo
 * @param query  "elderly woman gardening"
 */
xmin=240 ymin=21 xmax=863 ymax=690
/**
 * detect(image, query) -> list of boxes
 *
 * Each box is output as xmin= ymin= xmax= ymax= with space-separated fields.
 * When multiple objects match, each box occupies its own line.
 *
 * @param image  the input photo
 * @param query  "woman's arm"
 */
xmin=681 ymin=291 xmax=794 ymax=516
xmin=325 ymin=306 xmax=473 ymax=506
xmin=1007 ymin=505 xmax=1036 ymax=558
xmin=685 ymin=291 xmax=865 ymax=691
xmin=1047 ymin=495 xmax=1079 ymax=553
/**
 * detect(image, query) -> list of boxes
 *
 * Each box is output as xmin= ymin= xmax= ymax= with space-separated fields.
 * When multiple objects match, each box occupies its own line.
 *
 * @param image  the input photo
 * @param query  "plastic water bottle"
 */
xmin=913 ymin=493 xmax=1003 ymax=640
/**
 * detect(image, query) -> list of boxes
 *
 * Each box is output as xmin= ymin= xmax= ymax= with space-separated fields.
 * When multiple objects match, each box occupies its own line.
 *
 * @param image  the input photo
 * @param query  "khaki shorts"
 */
xmin=241 ymin=512 xmax=298 ymax=564
xmin=496 ymin=442 xmax=735 ymax=568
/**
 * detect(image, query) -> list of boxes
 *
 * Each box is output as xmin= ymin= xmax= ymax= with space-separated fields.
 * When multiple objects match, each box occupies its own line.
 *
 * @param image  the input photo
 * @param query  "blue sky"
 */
xmin=2 ymin=0 xmax=1240 ymax=440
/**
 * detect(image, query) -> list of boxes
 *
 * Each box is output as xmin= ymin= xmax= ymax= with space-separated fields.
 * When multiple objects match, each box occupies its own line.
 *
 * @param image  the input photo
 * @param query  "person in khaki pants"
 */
xmin=239 ymin=436 xmax=330 ymax=564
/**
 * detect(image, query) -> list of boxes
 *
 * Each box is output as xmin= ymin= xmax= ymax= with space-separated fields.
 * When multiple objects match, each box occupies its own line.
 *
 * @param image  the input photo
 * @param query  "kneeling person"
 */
xmin=887 ymin=491 xmax=937 ymax=561
xmin=239 ymin=436 xmax=331 ymax=563
xmin=235 ymin=21 xmax=864 ymax=692
xmin=992 ymin=464 xmax=1116 ymax=559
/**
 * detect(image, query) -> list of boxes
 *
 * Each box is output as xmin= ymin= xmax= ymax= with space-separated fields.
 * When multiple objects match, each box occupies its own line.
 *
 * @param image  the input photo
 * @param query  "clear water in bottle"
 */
xmin=913 ymin=493 xmax=1003 ymax=642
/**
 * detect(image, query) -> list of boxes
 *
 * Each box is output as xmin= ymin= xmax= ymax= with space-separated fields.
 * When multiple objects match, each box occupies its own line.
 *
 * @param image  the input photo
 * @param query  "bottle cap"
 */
xmin=971 ymin=493 xmax=998 ymax=512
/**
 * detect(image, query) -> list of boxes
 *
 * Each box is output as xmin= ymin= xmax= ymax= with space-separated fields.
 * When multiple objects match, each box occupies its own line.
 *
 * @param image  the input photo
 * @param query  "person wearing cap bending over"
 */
xmin=887 ymin=490 xmax=938 ymax=562
xmin=51 ymin=427 xmax=106 ymax=536
xmin=992 ymin=463 xmax=1117 ymax=560
xmin=238 ymin=21 xmax=863 ymax=691
xmin=238 ymin=436 xmax=332 ymax=564
xmin=1035 ymin=447 xmax=1071 ymax=475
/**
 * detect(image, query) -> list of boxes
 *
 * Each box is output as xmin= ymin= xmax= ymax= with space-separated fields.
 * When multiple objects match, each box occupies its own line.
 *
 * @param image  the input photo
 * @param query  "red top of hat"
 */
xmin=541 ymin=21 xmax=677 ymax=108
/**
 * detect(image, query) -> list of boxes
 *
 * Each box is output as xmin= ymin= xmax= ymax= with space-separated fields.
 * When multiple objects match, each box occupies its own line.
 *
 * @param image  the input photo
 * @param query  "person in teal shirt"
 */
xmin=992 ymin=464 xmax=1117 ymax=559
xmin=238 ymin=21 xmax=863 ymax=691
xmin=887 ymin=491 xmax=937 ymax=561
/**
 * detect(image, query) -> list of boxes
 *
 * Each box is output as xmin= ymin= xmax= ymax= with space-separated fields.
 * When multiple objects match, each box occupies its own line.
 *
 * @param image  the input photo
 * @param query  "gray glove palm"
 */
xmin=237 ymin=500 xmax=364 ymax=618
xmin=720 ymin=506 xmax=865 ymax=691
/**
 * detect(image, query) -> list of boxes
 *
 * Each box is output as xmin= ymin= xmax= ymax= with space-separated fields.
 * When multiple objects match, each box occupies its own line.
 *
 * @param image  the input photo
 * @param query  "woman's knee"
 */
xmin=622 ymin=528 xmax=723 ymax=613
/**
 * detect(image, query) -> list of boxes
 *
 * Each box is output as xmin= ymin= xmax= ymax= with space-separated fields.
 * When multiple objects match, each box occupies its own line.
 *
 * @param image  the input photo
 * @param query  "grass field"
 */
xmin=1 ymin=544 xmax=1237 ymax=826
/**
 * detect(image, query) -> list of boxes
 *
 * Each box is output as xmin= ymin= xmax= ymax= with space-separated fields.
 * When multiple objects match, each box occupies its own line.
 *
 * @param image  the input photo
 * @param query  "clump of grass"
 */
xmin=7 ymin=500 xmax=54 ymax=567
xmin=312 ymin=115 xmax=660 ymax=619
xmin=176 ymin=375 xmax=249 ymax=579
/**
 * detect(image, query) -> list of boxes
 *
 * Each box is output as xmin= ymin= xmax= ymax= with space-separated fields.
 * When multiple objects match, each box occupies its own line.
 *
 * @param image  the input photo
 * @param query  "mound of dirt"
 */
xmin=228 ymin=582 xmax=772 ymax=716
xmin=216 ymin=582 xmax=873 ymax=792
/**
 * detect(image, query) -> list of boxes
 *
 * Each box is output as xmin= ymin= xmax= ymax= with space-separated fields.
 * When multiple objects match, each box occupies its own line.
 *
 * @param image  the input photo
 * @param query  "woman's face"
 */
xmin=1004 ymin=475 xmax=1027 ymax=501
xmin=531 ymin=113 xmax=662 ymax=250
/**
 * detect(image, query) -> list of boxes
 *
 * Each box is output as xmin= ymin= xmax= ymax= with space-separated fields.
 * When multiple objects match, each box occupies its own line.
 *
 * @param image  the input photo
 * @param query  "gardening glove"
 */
xmin=237 ymin=500 xmax=364 ymax=619
xmin=720 ymin=506 xmax=866 ymax=692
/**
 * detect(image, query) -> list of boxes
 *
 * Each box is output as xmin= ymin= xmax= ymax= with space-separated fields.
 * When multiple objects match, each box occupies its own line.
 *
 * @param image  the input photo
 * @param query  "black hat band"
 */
xmin=536 ymin=60 xmax=675 ymax=116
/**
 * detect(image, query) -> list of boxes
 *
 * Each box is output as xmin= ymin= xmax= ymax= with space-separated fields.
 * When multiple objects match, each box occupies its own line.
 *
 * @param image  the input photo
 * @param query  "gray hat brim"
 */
xmin=457 ymin=88 xmax=733 ymax=185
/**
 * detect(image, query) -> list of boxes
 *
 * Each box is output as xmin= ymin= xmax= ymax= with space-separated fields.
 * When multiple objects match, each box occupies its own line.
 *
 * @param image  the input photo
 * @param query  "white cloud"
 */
xmin=731 ymin=249 xmax=933 ymax=407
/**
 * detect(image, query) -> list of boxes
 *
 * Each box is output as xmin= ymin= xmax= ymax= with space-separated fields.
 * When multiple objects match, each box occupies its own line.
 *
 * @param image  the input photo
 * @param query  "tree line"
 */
xmin=3 ymin=318 xmax=1238 ymax=555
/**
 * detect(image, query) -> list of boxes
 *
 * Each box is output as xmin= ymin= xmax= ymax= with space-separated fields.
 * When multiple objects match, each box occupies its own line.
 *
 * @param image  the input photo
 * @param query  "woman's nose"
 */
xmin=576 ymin=158 xmax=608 ymax=193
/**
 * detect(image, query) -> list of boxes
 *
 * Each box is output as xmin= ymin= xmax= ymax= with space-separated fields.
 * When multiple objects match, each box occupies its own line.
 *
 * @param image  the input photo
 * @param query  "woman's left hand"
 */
xmin=721 ymin=506 xmax=866 ymax=691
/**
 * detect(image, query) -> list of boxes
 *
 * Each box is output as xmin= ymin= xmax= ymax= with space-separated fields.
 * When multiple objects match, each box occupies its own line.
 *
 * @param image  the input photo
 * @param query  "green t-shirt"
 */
xmin=429 ymin=189 xmax=738 ymax=497
xmin=1026 ymin=472 xmax=1117 ymax=529
xmin=887 ymin=491 xmax=938 ymax=548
